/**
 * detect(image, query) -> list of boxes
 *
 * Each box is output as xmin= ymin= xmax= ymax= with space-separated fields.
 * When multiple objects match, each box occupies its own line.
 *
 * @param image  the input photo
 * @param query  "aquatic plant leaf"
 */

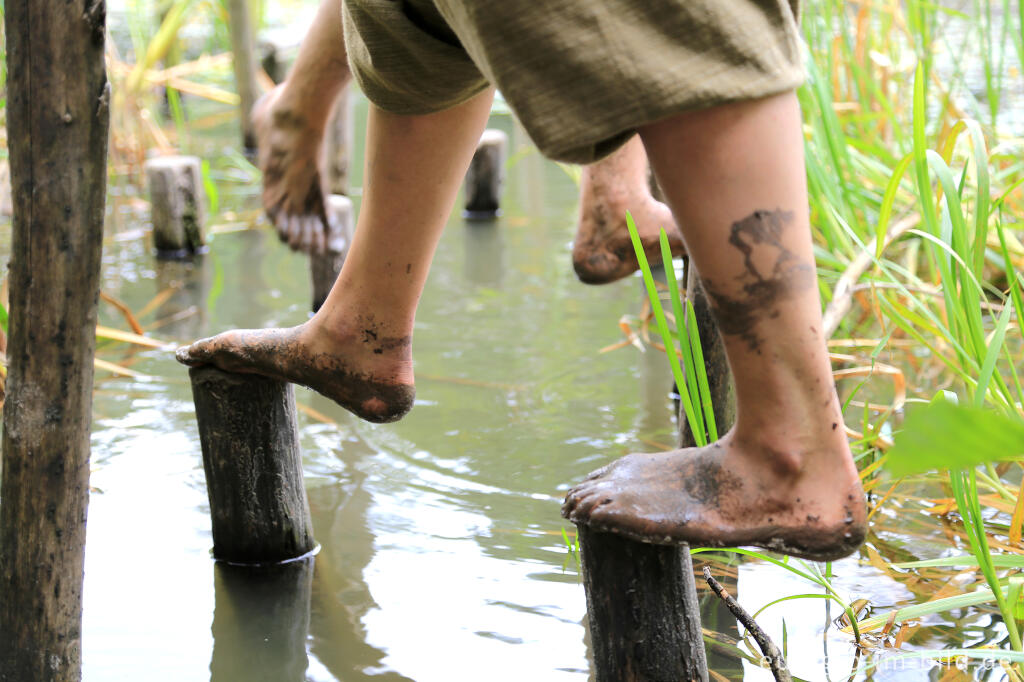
xmin=893 ymin=555 xmax=1024 ymax=569
xmin=886 ymin=400 xmax=1024 ymax=477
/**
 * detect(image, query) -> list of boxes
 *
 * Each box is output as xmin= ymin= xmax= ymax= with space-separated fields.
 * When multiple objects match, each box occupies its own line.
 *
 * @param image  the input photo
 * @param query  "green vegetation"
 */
xmin=616 ymin=0 xmax=1024 ymax=674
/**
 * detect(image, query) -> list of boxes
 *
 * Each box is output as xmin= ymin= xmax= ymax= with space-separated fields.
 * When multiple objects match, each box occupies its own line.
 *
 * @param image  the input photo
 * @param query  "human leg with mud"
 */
xmin=252 ymin=0 xmax=682 ymax=269
xmin=562 ymin=92 xmax=866 ymax=560
xmin=177 ymin=89 xmax=497 ymax=422
xmin=252 ymin=0 xmax=350 ymax=251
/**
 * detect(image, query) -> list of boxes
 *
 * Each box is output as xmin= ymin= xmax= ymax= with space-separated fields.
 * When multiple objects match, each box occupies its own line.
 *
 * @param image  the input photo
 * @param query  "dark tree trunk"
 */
xmin=0 ymin=2 xmax=110 ymax=680
xmin=578 ymin=528 xmax=708 ymax=681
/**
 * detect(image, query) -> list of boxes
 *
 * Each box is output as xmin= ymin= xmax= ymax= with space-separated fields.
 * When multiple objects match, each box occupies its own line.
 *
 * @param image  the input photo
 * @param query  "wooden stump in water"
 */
xmin=324 ymin=86 xmax=354 ymax=197
xmin=463 ymin=129 xmax=507 ymax=219
xmin=189 ymin=366 xmax=316 ymax=564
xmin=578 ymin=528 xmax=708 ymax=682
xmin=145 ymin=155 xmax=206 ymax=258
xmin=310 ymin=194 xmax=355 ymax=313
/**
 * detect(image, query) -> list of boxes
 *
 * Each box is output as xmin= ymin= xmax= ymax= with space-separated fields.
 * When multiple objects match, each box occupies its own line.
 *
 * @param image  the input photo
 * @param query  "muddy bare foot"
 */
xmin=175 ymin=320 xmax=415 ymax=423
xmin=562 ymin=434 xmax=866 ymax=561
xmin=252 ymin=85 xmax=330 ymax=253
xmin=572 ymin=195 xmax=686 ymax=284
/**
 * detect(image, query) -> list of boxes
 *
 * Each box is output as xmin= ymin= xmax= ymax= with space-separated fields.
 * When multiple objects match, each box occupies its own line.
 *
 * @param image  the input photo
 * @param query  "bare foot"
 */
xmin=572 ymin=194 xmax=686 ymax=284
xmin=175 ymin=319 xmax=415 ymax=423
xmin=252 ymin=85 xmax=330 ymax=253
xmin=562 ymin=432 xmax=866 ymax=561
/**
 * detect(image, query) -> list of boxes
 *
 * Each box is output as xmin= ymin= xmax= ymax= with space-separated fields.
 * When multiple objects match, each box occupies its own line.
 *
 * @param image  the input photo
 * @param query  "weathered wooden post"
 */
xmin=0 ymin=1 xmax=110 ymax=679
xmin=575 ymin=256 xmax=737 ymax=681
xmin=324 ymin=86 xmax=354 ymax=197
xmin=227 ymin=0 xmax=260 ymax=151
xmin=145 ymin=155 xmax=206 ymax=258
xmin=310 ymin=194 xmax=355 ymax=313
xmin=463 ymin=129 xmax=508 ymax=219
xmin=188 ymin=366 xmax=316 ymax=564
xmin=210 ymin=558 xmax=314 ymax=682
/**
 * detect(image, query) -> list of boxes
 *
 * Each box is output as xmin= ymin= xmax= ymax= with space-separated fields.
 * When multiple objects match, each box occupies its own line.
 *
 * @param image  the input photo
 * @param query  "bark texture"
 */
xmin=227 ymin=0 xmax=259 ymax=151
xmin=463 ymin=129 xmax=507 ymax=218
xmin=189 ymin=367 xmax=315 ymax=564
xmin=578 ymin=528 xmax=708 ymax=682
xmin=0 ymin=1 xmax=110 ymax=680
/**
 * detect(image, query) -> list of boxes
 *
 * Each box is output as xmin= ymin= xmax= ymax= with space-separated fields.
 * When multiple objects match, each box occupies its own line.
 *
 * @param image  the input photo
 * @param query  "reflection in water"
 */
xmin=210 ymin=559 xmax=313 ymax=682
xmin=153 ymin=255 xmax=211 ymax=341
xmin=306 ymin=449 xmax=414 ymax=682
xmin=462 ymin=221 xmax=506 ymax=289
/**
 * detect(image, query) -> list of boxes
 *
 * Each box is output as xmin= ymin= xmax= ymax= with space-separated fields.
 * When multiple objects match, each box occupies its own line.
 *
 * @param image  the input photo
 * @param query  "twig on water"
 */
xmin=702 ymin=565 xmax=792 ymax=682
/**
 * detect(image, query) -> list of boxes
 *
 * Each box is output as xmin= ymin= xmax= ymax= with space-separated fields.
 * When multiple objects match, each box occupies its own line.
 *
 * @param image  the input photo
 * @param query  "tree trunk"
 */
xmin=0 ymin=1 xmax=110 ymax=680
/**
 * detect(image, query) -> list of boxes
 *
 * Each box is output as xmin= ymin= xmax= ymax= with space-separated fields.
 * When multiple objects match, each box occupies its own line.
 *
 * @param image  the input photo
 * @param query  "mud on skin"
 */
xmin=701 ymin=209 xmax=815 ymax=353
xmin=175 ymin=326 xmax=415 ymax=424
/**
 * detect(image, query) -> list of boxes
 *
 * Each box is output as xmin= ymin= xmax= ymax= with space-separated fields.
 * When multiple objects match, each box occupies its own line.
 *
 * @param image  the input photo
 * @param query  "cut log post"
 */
xmin=310 ymin=195 xmax=354 ymax=313
xmin=463 ymin=129 xmax=507 ymax=219
xmin=227 ymin=0 xmax=260 ymax=152
xmin=188 ymin=366 xmax=316 ymax=564
xmin=578 ymin=529 xmax=709 ymax=681
xmin=575 ymin=258 xmax=732 ymax=681
xmin=0 ymin=0 xmax=110 ymax=679
xmin=145 ymin=155 xmax=206 ymax=258
xmin=324 ymin=86 xmax=354 ymax=196
xmin=210 ymin=558 xmax=313 ymax=682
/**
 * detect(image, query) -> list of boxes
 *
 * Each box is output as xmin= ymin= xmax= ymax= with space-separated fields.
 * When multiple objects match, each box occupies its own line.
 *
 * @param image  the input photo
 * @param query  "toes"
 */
xmin=174 ymin=337 xmax=216 ymax=367
xmin=286 ymin=215 xmax=303 ymax=250
xmin=274 ymin=211 xmax=289 ymax=242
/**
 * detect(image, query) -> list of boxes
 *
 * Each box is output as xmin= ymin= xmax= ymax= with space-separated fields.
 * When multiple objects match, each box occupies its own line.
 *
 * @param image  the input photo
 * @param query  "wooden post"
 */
xmin=0 ymin=0 xmax=110 ymax=679
xmin=324 ymin=86 xmax=354 ymax=197
xmin=227 ymin=0 xmax=260 ymax=151
xmin=575 ymin=258 xmax=729 ymax=681
xmin=188 ymin=366 xmax=316 ymax=564
xmin=145 ymin=155 xmax=206 ymax=258
xmin=578 ymin=529 xmax=708 ymax=681
xmin=310 ymin=194 xmax=354 ymax=313
xmin=463 ymin=129 xmax=507 ymax=219
xmin=210 ymin=558 xmax=314 ymax=681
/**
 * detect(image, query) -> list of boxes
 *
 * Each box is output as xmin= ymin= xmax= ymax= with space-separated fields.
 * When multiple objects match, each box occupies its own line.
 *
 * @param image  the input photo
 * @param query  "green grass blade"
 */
xmin=660 ymin=232 xmax=706 ymax=442
xmin=626 ymin=213 xmax=704 ymax=445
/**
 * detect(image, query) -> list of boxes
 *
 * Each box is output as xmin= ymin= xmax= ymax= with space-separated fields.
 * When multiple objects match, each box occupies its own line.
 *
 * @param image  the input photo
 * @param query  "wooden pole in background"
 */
xmin=227 ymin=0 xmax=260 ymax=151
xmin=0 ymin=1 xmax=110 ymax=679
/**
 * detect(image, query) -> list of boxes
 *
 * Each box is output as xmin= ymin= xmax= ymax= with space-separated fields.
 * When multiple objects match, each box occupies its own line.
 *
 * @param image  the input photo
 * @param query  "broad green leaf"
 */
xmin=887 ymin=401 xmax=1024 ymax=477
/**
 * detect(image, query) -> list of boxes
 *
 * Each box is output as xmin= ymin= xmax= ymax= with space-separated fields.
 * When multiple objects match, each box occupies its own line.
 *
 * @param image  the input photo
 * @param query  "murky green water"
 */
xmin=2 ymin=77 xmax=1012 ymax=682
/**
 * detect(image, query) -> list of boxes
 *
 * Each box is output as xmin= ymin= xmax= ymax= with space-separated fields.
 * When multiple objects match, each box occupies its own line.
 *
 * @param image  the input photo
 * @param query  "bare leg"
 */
xmin=252 ymin=0 xmax=349 ymax=252
xmin=572 ymin=136 xmax=686 ymax=284
xmin=177 ymin=90 xmax=496 ymax=422
xmin=563 ymin=93 xmax=866 ymax=561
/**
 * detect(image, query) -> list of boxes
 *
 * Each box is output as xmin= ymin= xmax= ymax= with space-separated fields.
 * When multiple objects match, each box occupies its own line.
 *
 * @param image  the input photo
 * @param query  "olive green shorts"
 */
xmin=342 ymin=0 xmax=804 ymax=164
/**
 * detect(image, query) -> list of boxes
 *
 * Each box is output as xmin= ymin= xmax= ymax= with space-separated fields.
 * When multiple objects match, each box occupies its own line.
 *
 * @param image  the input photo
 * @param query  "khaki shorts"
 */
xmin=342 ymin=0 xmax=804 ymax=164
